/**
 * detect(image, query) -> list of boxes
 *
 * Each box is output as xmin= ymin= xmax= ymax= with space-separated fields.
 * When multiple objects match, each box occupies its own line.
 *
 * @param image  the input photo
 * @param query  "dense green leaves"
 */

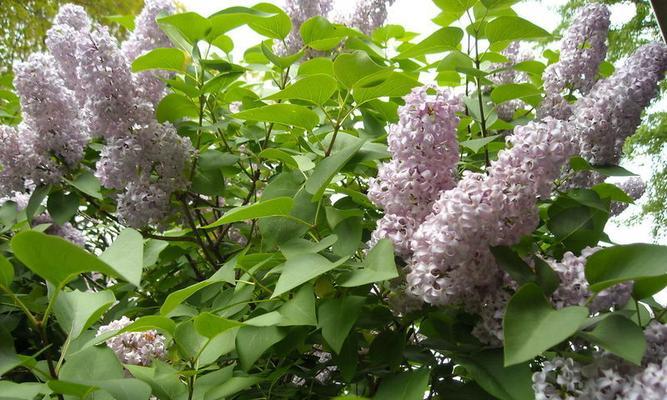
xmin=236 ymin=326 xmax=287 ymax=370
xmin=373 ymin=369 xmax=430 ymax=400
xmin=457 ymin=350 xmax=534 ymax=400
xmin=396 ymin=27 xmax=464 ymax=59
xmin=319 ymin=296 xmax=365 ymax=353
xmin=503 ymin=284 xmax=589 ymax=366
xmin=273 ymin=254 xmax=347 ymax=298
xmin=339 ymin=239 xmax=398 ymax=287
xmin=305 ymin=139 xmax=365 ymax=200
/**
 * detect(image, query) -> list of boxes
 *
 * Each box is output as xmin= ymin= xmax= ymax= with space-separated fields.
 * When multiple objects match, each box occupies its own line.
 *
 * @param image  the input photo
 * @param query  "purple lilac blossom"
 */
xmin=407 ymin=117 xmax=575 ymax=306
xmin=347 ymin=0 xmax=396 ymax=35
xmin=569 ymin=43 xmax=667 ymax=188
xmin=281 ymin=0 xmax=334 ymax=54
xmin=368 ymin=86 xmax=461 ymax=258
xmin=538 ymin=4 xmax=610 ymax=120
xmin=490 ymin=42 xmax=532 ymax=121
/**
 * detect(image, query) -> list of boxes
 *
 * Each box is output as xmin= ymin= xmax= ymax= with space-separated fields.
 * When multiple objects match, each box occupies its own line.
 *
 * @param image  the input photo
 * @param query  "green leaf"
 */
xmin=490 ymin=246 xmax=535 ymax=285
xmin=191 ymin=150 xmax=238 ymax=196
xmin=457 ymin=350 xmax=534 ymax=400
xmin=235 ymin=325 xmax=287 ymax=370
xmin=260 ymin=41 xmax=303 ymax=69
xmin=205 ymin=197 xmax=295 ymax=228
xmin=301 ymin=16 xmax=355 ymax=50
xmin=333 ymin=52 xmax=385 ymax=89
xmin=0 ymin=328 xmax=21 ymax=376
xmin=265 ymin=74 xmax=338 ymax=105
xmin=460 ymin=134 xmax=501 ymax=153
xmin=156 ymin=93 xmax=199 ymax=123
xmin=126 ymin=361 xmax=187 ymax=400
xmin=585 ymin=244 xmax=667 ymax=292
xmin=54 ymin=289 xmax=115 ymax=339
xmin=131 ymin=48 xmax=189 ymax=73
xmin=298 ymin=57 xmax=335 ymax=76
xmin=100 ymin=228 xmax=144 ymax=288
xmin=339 ymin=239 xmax=398 ymax=286
xmin=373 ymin=369 xmax=430 ymax=400
xmin=485 ymin=16 xmax=551 ymax=43
xmin=278 ymin=283 xmax=318 ymax=326
xmin=232 ymin=104 xmax=319 ymax=130
xmin=211 ymin=34 xmax=234 ymax=53
xmin=69 ymin=170 xmax=103 ymax=200
xmin=104 ymin=14 xmax=136 ymax=31
xmin=59 ymin=346 xmax=124 ymax=382
xmin=395 ymin=27 xmax=464 ymax=59
xmin=205 ymin=376 xmax=263 ymax=400
xmin=246 ymin=3 xmax=291 ymax=40
xmin=0 ymin=382 xmax=48 ymax=399
xmin=94 ymin=379 xmax=152 ymax=400
xmin=305 ymin=139 xmax=365 ymax=200
xmin=353 ymin=70 xmax=420 ymax=104
xmin=279 ymin=235 xmax=339 ymax=259
xmin=11 ymin=231 xmax=118 ymax=287
xmin=319 ymin=296 xmax=365 ymax=353
xmin=160 ymin=267 xmax=235 ymax=315
xmin=503 ymin=283 xmax=589 ymax=366
xmin=581 ymin=315 xmax=646 ymax=365
xmin=158 ymin=12 xmax=211 ymax=44
xmin=272 ymin=253 xmax=347 ymax=298
xmin=26 ymin=185 xmax=49 ymax=222
xmin=46 ymin=191 xmax=79 ymax=225
xmin=258 ymin=148 xmax=299 ymax=169
xmin=490 ymin=83 xmax=541 ymax=104
xmin=194 ymin=312 xmax=244 ymax=339
xmin=0 ymin=254 xmax=14 ymax=287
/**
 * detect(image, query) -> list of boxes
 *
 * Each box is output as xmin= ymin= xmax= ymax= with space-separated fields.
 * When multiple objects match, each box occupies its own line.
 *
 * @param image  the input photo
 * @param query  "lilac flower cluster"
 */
xmin=97 ymin=316 xmax=167 ymax=366
xmin=539 ymin=4 xmax=610 ymax=120
xmin=44 ymin=1 xmax=191 ymax=228
xmin=347 ymin=0 xmax=397 ymax=35
xmin=0 ymin=51 xmax=88 ymax=195
xmin=533 ymin=322 xmax=667 ymax=400
xmin=571 ymin=43 xmax=667 ymax=185
xmin=611 ymin=177 xmax=646 ymax=216
xmin=407 ymin=117 xmax=576 ymax=305
xmin=368 ymin=86 xmax=461 ymax=257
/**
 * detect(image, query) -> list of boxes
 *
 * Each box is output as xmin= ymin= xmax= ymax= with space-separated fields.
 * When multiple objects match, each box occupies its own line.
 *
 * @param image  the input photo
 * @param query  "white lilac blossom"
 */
xmin=368 ymin=87 xmax=461 ymax=257
xmin=97 ymin=316 xmax=167 ymax=366
xmin=347 ymin=0 xmax=396 ymax=35
xmin=539 ymin=4 xmax=610 ymax=120
xmin=13 ymin=52 xmax=89 ymax=167
xmin=570 ymin=43 xmax=667 ymax=190
xmin=611 ymin=177 xmax=646 ymax=216
xmin=407 ymin=118 xmax=575 ymax=306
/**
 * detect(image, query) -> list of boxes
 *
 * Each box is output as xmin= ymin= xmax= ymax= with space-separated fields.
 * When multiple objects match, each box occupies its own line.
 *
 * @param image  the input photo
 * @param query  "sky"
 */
xmin=180 ymin=0 xmax=662 ymax=246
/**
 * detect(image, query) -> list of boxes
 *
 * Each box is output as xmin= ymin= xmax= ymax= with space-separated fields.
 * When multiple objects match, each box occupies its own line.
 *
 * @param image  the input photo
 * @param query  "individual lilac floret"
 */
xmin=347 ymin=0 xmax=396 ymax=35
xmin=97 ymin=316 xmax=167 ymax=366
xmin=570 ymin=43 xmax=667 ymax=188
xmin=13 ymin=52 xmax=89 ymax=167
xmin=368 ymin=87 xmax=461 ymax=258
xmin=539 ymin=4 xmax=611 ymax=120
xmin=611 ymin=177 xmax=646 ymax=216
xmin=407 ymin=118 xmax=576 ymax=306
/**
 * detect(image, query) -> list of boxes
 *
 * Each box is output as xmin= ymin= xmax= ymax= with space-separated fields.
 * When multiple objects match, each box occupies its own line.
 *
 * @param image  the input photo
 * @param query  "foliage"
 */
xmin=0 ymin=1 xmax=666 ymax=399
